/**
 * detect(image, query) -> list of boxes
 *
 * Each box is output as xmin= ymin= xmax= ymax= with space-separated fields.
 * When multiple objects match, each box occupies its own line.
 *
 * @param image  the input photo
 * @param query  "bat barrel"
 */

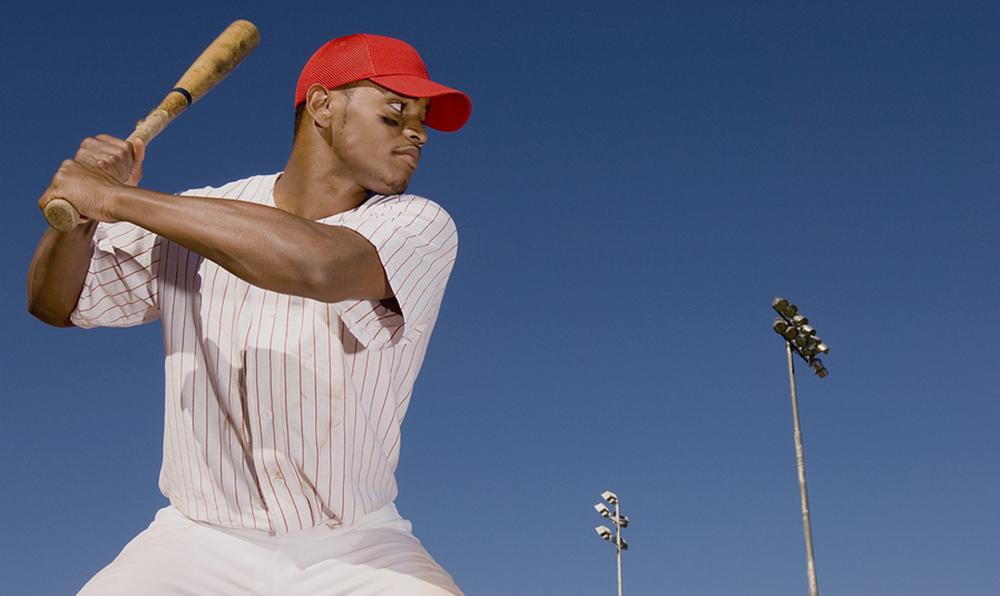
xmin=175 ymin=19 xmax=260 ymax=102
xmin=42 ymin=19 xmax=259 ymax=232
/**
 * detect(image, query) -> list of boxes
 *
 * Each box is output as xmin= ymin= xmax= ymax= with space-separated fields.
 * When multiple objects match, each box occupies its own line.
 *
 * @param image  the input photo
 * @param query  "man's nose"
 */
xmin=405 ymin=120 xmax=428 ymax=147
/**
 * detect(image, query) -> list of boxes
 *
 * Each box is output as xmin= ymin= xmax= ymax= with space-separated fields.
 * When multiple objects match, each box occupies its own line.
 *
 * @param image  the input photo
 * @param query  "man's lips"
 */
xmin=393 ymin=146 xmax=420 ymax=169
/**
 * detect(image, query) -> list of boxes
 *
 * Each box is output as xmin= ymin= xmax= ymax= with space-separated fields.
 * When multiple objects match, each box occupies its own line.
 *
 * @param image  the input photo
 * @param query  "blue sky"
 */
xmin=2 ymin=1 xmax=998 ymax=594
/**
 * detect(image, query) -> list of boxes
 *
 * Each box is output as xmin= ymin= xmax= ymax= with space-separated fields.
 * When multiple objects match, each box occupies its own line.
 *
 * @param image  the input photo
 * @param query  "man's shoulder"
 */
xmin=354 ymin=193 xmax=453 ymax=223
xmin=175 ymin=173 xmax=279 ymax=200
xmin=336 ymin=193 xmax=458 ymax=252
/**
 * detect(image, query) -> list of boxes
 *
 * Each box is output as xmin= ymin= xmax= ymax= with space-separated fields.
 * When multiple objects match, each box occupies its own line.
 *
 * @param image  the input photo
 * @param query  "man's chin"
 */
xmin=368 ymin=178 xmax=410 ymax=196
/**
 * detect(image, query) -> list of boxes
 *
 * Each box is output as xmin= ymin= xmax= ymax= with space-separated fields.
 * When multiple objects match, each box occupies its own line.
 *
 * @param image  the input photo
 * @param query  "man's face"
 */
xmin=328 ymin=81 xmax=430 ymax=195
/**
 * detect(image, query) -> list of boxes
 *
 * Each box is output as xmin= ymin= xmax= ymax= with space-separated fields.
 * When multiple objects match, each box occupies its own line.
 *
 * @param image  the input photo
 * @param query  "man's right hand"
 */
xmin=74 ymin=134 xmax=145 ymax=186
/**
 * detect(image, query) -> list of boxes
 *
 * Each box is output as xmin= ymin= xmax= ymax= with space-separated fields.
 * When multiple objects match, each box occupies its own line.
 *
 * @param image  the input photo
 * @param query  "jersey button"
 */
xmin=261 ymin=408 xmax=273 ymax=421
xmin=263 ymin=304 xmax=276 ymax=317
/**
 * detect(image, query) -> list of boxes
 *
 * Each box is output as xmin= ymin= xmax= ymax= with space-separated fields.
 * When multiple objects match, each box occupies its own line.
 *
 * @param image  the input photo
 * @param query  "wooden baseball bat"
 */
xmin=43 ymin=19 xmax=260 ymax=232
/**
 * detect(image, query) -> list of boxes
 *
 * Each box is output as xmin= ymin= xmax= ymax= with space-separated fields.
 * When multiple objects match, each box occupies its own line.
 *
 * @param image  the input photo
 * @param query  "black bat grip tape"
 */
xmin=171 ymin=87 xmax=193 ymax=106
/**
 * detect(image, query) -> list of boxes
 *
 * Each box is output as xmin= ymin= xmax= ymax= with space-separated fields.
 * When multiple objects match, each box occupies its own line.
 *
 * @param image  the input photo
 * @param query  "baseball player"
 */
xmin=27 ymin=34 xmax=470 ymax=595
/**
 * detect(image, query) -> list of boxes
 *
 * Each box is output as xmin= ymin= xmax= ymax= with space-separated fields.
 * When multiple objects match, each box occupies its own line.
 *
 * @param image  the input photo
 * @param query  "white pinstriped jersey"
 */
xmin=69 ymin=173 xmax=458 ymax=534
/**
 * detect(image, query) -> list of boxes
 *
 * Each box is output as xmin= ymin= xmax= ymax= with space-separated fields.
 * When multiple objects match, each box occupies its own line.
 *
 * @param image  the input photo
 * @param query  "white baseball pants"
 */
xmin=77 ymin=503 xmax=463 ymax=595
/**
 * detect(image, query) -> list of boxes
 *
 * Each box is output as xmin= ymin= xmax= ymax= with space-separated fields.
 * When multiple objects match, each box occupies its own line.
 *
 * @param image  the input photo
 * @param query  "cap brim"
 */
xmin=370 ymin=74 xmax=471 ymax=132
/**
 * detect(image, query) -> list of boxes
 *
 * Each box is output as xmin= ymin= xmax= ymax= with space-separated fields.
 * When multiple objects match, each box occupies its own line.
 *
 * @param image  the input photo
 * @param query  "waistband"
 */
xmin=160 ymin=502 xmax=409 ymax=547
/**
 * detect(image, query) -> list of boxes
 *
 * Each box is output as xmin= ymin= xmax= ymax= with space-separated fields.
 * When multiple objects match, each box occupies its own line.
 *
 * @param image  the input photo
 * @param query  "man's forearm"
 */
xmin=27 ymin=221 xmax=99 ymax=326
xmin=110 ymin=186 xmax=339 ymax=300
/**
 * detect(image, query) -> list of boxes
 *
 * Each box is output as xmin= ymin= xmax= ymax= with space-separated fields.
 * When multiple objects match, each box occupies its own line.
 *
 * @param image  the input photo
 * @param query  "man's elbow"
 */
xmin=305 ymin=256 xmax=390 ymax=304
xmin=27 ymin=302 xmax=76 ymax=328
xmin=304 ymin=267 xmax=351 ymax=304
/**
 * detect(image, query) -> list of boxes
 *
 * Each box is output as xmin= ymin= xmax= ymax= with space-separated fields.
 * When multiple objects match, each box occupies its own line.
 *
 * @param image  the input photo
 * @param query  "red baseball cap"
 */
xmin=294 ymin=34 xmax=472 ymax=132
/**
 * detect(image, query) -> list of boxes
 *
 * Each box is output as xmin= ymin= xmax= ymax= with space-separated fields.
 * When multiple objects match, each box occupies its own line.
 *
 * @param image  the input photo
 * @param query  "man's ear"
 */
xmin=306 ymin=84 xmax=335 ymax=128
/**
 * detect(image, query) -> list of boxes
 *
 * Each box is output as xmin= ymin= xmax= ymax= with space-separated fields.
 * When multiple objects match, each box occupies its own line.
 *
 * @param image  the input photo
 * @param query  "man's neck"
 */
xmin=273 ymin=140 xmax=372 ymax=221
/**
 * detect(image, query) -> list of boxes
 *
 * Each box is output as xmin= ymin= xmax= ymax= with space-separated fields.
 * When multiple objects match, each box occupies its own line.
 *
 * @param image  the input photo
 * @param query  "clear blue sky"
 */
xmin=3 ymin=1 xmax=998 ymax=594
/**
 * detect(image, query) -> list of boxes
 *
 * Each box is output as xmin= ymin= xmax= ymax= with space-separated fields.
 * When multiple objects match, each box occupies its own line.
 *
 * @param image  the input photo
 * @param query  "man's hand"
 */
xmin=75 ymin=134 xmax=145 ymax=186
xmin=37 ymin=135 xmax=145 ymax=224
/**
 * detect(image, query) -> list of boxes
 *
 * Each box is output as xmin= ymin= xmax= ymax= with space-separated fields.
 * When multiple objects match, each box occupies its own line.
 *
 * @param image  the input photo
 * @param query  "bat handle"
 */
xmin=42 ymin=198 xmax=81 ymax=232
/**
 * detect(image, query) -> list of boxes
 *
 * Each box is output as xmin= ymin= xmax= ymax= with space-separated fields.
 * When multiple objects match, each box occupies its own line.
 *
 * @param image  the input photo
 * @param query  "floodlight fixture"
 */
xmin=601 ymin=490 xmax=618 ymax=505
xmin=616 ymin=515 xmax=629 ymax=528
xmin=773 ymin=317 xmax=790 ymax=335
xmin=773 ymin=301 xmax=830 ymax=378
xmin=772 ymin=296 xmax=799 ymax=318
xmin=774 ymin=318 xmax=798 ymax=341
xmin=811 ymin=359 xmax=828 ymax=378
xmin=596 ymin=525 xmax=612 ymax=540
xmin=595 ymin=503 xmax=611 ymax=518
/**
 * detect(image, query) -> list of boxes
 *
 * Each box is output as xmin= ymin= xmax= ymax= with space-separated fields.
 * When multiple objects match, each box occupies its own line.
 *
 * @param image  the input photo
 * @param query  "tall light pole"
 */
xmin=594 ymin=490 xmax=629 ymax=596
xmin=771 ymin=296 xmax=829 ymax=596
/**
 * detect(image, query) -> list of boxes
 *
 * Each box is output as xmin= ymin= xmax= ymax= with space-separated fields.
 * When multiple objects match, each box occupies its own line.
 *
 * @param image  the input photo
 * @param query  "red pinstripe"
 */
xmin=267 ymin=292 xmax=303 ymax=531
xmin=253 ymin=292 xmax=288 ymax=533
xmin=226 ymin=280 xmax=250 ymax=524
xmin=88 ymin=244 xmax=154 ymax=275
xmin=184 ymin=251 xmax=209 ymax=521
xmin=214 ymin=270 xmax=241 ymax=526
xmin=176 ymin=244 xmax=199 ymax=518
xmin=360 ymin=350 xmax=385 ymax=506
xmin=202 ymin=260 xmax=225 ymax=524
xmin=76 ymin=261 xmax=157 ymax=306
xmin=218 ymin=272 xmax=238 ymax=525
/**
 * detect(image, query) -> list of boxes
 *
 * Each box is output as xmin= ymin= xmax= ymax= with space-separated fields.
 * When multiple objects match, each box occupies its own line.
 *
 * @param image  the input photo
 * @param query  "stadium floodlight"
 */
xmin=775 ymin=318 xmax=798 ymax=340
xmin=772 ymin=296 xmax=799 ymax=319
xmin=770 ymin=296 xmax=834 ymax=596
xmin=593 ymin=490 xmax=629 ymax=596
xmin=771 ymin=296 xmax=830 ymax=378
xmin=810 ymin=359 xmax=828 ymax=378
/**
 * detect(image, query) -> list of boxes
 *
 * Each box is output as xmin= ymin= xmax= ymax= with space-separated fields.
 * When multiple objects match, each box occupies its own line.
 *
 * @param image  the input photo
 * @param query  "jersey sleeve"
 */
xmin=330 ymin=195 xmax=458 ymax=349
xmin=69 ymin=221 xmax=162 ymax=328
